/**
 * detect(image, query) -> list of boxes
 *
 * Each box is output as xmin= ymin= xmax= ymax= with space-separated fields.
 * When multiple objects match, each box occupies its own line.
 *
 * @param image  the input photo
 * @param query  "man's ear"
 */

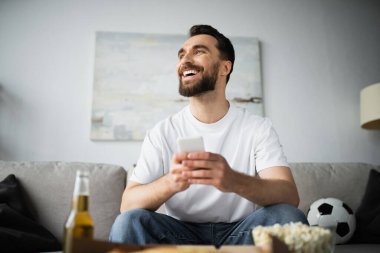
xmin=220 ymin=60 xmax=232 ymax=77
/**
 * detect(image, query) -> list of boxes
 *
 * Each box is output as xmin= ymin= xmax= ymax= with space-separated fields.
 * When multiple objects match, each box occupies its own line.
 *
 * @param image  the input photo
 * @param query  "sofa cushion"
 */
xmin=289 ymin=163 xmax=379 ymax=215
xmin=350 ymin=169 xmax=380 ymax=243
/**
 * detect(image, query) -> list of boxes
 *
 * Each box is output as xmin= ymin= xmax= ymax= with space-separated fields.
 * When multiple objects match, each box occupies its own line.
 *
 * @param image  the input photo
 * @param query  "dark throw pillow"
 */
xmin=0 ymin=174 xmax=61 ymax=252
xmin=0 ymin=174 xmax=35 ymax=219
xmin=350 ymin=169 xmax=380 ymax=243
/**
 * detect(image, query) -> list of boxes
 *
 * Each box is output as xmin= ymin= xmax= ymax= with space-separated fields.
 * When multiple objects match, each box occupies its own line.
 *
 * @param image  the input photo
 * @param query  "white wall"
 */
xmin=1 ymin=0 xmax=379 ymax=169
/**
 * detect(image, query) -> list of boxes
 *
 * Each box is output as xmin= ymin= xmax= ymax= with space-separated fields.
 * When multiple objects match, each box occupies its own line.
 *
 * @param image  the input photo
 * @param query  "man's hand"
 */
xmin=180 ymin=152 xmax=237 ymax=192
xmin=120 ymin=152 xmax=194 ymax=212
xmin=167 ymin=152 xmax=192 ymax=193
xmin=168 ymin=151 xmax=299 ymax=207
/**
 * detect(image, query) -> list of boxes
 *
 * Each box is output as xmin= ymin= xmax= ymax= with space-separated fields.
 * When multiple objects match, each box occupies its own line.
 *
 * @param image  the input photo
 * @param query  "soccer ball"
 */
xmin=307 ymin=197 xmax=356 ymax=244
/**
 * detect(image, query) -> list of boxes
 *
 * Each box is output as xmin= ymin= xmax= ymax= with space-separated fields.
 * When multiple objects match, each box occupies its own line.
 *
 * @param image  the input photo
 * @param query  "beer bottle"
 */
xmin=63 ymin=170 xmax=94 ymax=253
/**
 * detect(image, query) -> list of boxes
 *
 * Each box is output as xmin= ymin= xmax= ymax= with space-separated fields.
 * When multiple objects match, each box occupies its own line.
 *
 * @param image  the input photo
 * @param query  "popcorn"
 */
xmin=252 ymin=222 xmax=333 ymax=253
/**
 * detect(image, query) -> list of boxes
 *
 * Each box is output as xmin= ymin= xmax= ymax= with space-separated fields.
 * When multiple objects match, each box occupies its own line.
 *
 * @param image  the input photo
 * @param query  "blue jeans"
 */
xmin=109 ymin=204 xmax=308 ymax=245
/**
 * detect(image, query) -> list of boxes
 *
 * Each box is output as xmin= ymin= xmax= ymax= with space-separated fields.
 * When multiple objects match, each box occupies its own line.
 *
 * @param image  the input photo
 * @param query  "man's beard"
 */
xmin=178 ymin=63 xmax=219 ymax=97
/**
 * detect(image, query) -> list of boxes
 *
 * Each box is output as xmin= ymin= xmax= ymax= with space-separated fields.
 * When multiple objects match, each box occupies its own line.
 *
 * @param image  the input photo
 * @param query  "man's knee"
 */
xmin=109 ymin=208 xmax=154 ymax=242
xmin=242 ymin=203 xmax=308 ymax=228
xmin=263 ymin=203 xmax=308 ymax=225
xmin=114 ymin=208 xmax=152 ymax=226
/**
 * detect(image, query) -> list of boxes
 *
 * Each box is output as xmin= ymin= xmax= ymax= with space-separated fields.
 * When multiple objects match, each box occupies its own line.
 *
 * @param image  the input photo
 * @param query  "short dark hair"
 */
xmin=189 ymin=25 xmax=235 ymax=83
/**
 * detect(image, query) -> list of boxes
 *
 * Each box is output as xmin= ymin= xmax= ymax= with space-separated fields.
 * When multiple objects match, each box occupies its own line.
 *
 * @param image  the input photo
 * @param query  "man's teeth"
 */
xmin=183 ymin=70 xmax=198 ymax=77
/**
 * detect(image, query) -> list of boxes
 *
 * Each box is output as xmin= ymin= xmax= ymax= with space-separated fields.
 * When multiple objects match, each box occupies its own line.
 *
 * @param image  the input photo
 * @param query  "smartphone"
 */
xmin=177 ymin=136 xmax=205 ymax=152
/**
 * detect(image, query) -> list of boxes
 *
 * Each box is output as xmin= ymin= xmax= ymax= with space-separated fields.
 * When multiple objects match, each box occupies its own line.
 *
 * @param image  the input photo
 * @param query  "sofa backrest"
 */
xmin=0 ymin=161 xmax=126 ymax=242
xmin=290 ymin=163 xmax=380 ymax=215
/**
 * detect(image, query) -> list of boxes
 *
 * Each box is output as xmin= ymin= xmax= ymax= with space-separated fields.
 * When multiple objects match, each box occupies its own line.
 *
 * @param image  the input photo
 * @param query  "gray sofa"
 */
xmin=0 ymin=161 xmax=378 ymax=253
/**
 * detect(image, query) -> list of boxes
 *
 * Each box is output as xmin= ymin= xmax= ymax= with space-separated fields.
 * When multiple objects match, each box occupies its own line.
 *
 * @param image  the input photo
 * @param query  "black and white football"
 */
xmin=307 ymin=197 xmax=356 ymax=244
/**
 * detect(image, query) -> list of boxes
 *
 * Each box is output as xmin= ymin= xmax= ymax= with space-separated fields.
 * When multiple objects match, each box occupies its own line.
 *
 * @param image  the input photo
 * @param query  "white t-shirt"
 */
xmin=130 ymin=103 xmax=289 ymax=223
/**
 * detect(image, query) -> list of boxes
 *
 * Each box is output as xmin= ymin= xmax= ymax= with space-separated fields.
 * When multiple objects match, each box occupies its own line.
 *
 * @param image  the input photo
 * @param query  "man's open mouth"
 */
xmin=182 ymin=69 xmax=200 ymax=77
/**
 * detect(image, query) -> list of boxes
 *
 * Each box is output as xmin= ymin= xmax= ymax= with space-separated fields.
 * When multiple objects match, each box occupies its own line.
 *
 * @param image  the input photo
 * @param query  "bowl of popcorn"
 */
xmin=252 ymin=222 xmax=334 ymax=253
